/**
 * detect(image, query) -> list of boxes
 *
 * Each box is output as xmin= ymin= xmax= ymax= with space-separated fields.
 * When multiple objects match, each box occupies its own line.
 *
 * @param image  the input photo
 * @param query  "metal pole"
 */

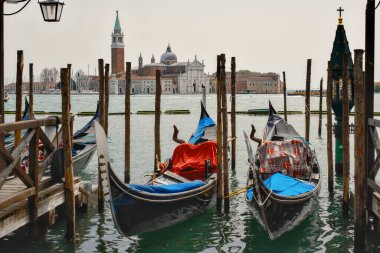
xmin=29 ymin=63 xmax=33 ymax=115
xmin=305 ymin=59 xmax=311 ymax=142
xmin=282 ymin=71 xmax=287 ymax=122
xmin=327 ymin=61 xmax=334 ymax=192
xmin=231 ymin=57 xmax=236 ymax=171
xmin=216 ymin=55 xmax=223 ymax=213
xmin=124 ymin=62 xmax=131 ymax=183
xmin=318 ymin=78 xmax=323 ymax=137
xmin=154 ymin=69 xmax=161 ymax=170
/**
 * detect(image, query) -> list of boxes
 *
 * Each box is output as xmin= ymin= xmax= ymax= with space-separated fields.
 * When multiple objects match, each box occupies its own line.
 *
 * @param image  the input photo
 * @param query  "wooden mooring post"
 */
xmin=216 ymin=55 xmax=223 ymax=212
xmin=104 ymin=63 xmax=110 ymax=135
xmin=342 ymin=53 xmax=350 ymax=215
xmin=29 ymin=63 xmax=33 ymax=115
xmin=318 ymin=78 xmax=323 ymax=138
xmin=282 ymin=71 xmax=287 ymax=122
xmin=353 ymin=49 xmax=366 ymax=245
xmin=60 ymin=67 xmax=76 ymax=240
xmin=154 ymin=69 xmax=161 ymax=170
xmin=327 ymin=61 xmax=334 ymax=192
xmin=305 ymin=59 xmax=311 ymax=142
xmin=97 ymin=59 xmax=105 ymax=210
xmin=124 ymin=62 xmax=131 ymax=183
xmin=221 ymin=54 xmax=229 ymax=213
xmin=15 ymin=50 xmax=23 ymax=150
xmin=230 ymin=57 xmax=236 ymax=171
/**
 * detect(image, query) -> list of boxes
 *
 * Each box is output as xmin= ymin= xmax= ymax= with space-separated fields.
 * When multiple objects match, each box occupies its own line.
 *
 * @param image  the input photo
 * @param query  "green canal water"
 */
xmin=0 ymin=94 xmax=379 ymax=253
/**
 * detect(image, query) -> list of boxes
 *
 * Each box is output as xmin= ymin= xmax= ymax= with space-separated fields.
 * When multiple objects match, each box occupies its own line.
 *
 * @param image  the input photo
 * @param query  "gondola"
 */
xmin=71 ymin=103 xmax=99 ymax=173
xmin=243 ymin=102 xmax=321 ymax=240
xmin=95 ymin=102 xmax=218 ymax=236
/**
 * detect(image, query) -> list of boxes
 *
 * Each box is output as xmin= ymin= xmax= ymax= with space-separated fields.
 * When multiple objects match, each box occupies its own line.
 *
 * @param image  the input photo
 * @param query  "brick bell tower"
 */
xmin=111 ymin=11 xmax=125 ymax=74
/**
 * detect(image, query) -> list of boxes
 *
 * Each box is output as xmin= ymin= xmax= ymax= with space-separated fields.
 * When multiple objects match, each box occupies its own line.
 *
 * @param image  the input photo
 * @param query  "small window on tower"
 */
xmin=113 ymin=37 xmax=116 ymax=43
xmin=118 ymin=37 xmax=122 ymax=43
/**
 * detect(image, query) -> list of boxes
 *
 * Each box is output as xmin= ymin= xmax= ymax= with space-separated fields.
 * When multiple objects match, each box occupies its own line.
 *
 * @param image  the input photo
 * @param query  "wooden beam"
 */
xmin=221 ymin=54 xmax=229 ymax=213
xmin=15 ymin=50 xmax=23 ymax=152
xmin=282 ymin=71 xmax=287 ymax=122
xmin=29 ymin=63 xmax=33 ymax=115
xmin=154 ymin=69 xmax=161 ymax=169
xmin=0 ymin=117 xmax=61 ymax=133
xmin=230 ymin=57 xmax=236 ymax=171
xmin=216 ymin=55 xmax=223 ymax=213
xmin=318 ymin=77 xmax=323 ymax=137
xmin=0 ymin=187 xmax=36 ymax=210
xmin=342 ymin=53 xmax=350 ymax=215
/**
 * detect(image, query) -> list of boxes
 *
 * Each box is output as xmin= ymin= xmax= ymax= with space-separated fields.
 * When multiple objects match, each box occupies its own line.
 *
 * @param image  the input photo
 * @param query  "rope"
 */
xmin=224 ymin=185 xmax=251 ymax=199
xmin=376 ymin=0 xmax=380 ymax=10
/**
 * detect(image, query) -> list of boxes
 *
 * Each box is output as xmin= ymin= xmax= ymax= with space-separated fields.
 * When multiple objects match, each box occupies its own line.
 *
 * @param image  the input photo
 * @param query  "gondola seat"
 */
xmin=171 ymin=141 xmax=217 ymax=180
xmin=129 ymin=180 xmax=205 ymax=194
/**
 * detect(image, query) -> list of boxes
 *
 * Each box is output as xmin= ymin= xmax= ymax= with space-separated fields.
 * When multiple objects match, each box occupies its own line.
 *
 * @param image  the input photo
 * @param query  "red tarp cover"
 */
xmin=171 ymin=141 xmax=217 ymax=180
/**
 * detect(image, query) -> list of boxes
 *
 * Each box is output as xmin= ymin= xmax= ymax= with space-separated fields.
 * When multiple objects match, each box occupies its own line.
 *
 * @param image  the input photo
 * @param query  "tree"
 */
xmin=40 ymin=67 xmax=59 ymax=83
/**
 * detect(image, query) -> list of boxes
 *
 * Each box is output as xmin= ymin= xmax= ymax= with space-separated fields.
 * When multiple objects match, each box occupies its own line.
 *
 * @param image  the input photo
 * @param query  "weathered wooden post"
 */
xmin=305 ymin=59 xmax=311 ymax=142
xmin=98 ymin=59 xmax=105 ymax=129
xmin=364 ymin=0 xmax=375 ymax=217
xmin=353 ymin=49 xmax=366 ymax=244
xmin=104 ymin=63 xmax=110 ymax=135
xmin=318 ymin=78 xmax=323 ymax=137
xmin=15 ymin=50 xmax=23 ymax=149
xmin=61 ymin=67 xmax=76 ymax=240
xmin=342 ymin=53 xmax=350 ymax=215
xmin=216 ymin=55 xmax=223 ymax=212
xmin=154 ymin=69 xmax=161 ymax=170
xmin=282 ymin=71 xmax=287 ymax=122
xmin=97 ymin=59 xmax=105 ymax=209
xmin=67 ymin=64 xmax=73 ymax=139
xmin=231 ymin=57 xmax=236 ymax=171
xmin=124 ymin=62 xmax=131 ymax=183
xmin=327 ymin=61 xmax=334 ymax=192
xmin=221 ymin=54 xmax=229 ymax=213
xmin=29 ymin=63 xmax=33 ymax=115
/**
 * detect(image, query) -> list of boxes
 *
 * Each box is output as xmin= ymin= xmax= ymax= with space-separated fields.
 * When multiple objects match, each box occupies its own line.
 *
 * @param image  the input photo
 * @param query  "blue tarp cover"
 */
xmin=246 ymin=172 xmax=315 ymax=199
xmin=188 ymin=117 xmax=215 ymax=144
xmin=129 ymin=180 xmax=205 ymax=194
xmin=263 ymin=173 xmax=314 ymax=196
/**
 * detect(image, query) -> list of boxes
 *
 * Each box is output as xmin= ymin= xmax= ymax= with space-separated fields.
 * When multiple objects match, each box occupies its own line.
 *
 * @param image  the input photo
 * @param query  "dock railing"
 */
xmin=0 ymin=116 xmax=62 ymax=213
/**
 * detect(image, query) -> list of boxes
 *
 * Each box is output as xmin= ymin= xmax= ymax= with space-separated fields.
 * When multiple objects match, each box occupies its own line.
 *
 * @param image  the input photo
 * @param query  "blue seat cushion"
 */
xmin=129 ymin=180 xmax=205 ymax=194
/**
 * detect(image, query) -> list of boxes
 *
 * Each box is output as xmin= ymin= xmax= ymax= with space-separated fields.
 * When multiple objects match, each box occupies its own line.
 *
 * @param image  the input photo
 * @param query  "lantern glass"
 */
xmin=39 ymin=0 xmax=64 ymax=22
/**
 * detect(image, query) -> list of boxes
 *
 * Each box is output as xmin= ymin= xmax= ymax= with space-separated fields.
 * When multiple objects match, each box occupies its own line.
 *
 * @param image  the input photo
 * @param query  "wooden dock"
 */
xmin=0 ymin=176 xmax=91 ymax=238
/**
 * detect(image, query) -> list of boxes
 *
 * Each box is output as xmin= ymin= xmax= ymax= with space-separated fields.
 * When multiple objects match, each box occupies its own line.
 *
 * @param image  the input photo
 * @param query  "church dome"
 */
xmin=160 ymin=44 xmax=177 ymax=65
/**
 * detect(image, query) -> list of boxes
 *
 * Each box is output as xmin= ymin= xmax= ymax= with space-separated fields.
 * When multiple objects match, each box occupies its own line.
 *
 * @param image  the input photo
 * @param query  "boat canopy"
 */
xmin=257 ymin=138 xmax=311 ymax=179
xmin=188 ymin=102 xmax=216 ymax=145
xmin=171 ymin=141 xmax=217 ymax=180
xmin=129 ymin=180 xmax=205 ymax=194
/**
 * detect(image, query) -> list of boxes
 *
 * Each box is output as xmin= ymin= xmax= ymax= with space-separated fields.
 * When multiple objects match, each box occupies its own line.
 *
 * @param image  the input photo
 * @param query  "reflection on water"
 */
xmin=0 ymin=94 xmax=379 ymax=252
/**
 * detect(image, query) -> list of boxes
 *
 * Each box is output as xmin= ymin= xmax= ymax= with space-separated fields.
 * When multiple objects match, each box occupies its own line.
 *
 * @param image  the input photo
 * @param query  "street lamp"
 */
xmin=39 ymin=0 xmax=64 ymax=22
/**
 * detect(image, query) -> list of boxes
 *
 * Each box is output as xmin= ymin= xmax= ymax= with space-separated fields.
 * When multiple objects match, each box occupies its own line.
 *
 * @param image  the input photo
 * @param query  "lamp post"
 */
xmin=0 ymin=0 xmax=64 ymax=149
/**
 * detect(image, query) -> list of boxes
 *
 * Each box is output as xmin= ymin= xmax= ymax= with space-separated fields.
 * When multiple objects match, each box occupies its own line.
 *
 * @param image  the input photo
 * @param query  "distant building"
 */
xmin=375 ymin=82 xmax=380 ymax=92
xmin=210 ymin=71 xmax=283 ymax=94
xmin=6 ymin=81 xmax=56 ymax=93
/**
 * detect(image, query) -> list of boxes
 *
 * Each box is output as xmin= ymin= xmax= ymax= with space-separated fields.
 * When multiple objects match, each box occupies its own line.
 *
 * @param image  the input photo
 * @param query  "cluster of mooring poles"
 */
xmin=214 ymin=54 xmax=237 ymax=213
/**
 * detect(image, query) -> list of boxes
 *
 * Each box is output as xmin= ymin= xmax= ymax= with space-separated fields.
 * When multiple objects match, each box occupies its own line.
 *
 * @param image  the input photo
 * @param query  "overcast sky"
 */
xmin=3 ymin=0 xmax=378 ymax=89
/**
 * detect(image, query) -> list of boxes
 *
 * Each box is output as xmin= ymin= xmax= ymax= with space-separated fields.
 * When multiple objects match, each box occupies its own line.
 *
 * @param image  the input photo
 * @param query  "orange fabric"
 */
xmin=171 ymin=141 xmax=217 ymax=180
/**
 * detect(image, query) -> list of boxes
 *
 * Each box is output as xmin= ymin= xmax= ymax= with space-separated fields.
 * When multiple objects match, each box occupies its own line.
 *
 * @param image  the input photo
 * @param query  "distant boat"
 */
xmin=4 ymin=91 xmax=9 ymax=102
xmin=287 ymin=89 xmax=325 ymax=97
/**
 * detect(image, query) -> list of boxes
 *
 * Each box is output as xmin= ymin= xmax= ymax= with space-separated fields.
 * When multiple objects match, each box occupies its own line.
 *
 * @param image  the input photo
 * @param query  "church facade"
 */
xmin=109 ymin=12 xmax=211 ymax=94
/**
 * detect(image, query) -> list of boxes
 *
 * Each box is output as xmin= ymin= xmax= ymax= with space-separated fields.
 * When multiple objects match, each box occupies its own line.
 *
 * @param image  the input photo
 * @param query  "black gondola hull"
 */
xmin=246 ymin=179 xmax=320 ymax=239
xmin=108 ymin=169 xmax=216 ymax=236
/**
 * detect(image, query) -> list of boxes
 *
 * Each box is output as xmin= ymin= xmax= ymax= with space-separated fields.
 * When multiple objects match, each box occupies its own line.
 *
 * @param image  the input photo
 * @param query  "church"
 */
xmin=109 ymin=12 xmax=211 ymax=95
